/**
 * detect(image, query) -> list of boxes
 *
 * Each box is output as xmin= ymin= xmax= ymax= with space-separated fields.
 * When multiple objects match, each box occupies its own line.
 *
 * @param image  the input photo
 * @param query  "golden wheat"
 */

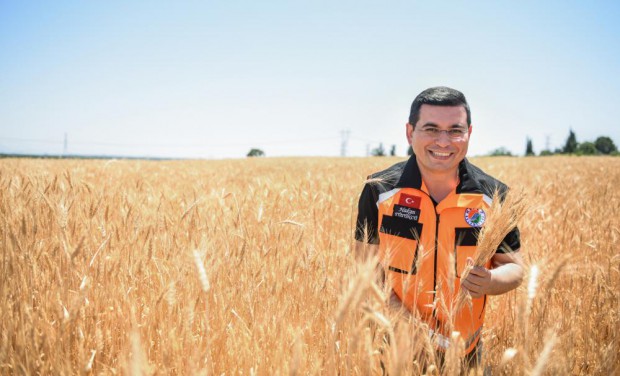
xmin=0 ymin=156 xmax=618 ymax=375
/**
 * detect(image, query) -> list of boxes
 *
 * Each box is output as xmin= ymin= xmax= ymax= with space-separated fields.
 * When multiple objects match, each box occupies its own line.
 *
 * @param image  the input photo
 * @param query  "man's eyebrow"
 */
xmin=419 ymin=122 xmax=467 ymax=128
xmin=420 ymin=122 xmax=439 ymax=128
xmin=449 ymin=124 xmax=468 ymax=129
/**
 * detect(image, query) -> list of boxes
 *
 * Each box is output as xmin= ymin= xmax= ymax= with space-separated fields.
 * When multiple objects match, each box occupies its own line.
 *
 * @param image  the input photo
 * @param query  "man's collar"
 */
xmin=395 ymin=154 xmax=482 ymax=194
xmin=456 ymin=158 xmax=483 ymax=194
xmin=395 ymin=155 xmax=423 ymax=189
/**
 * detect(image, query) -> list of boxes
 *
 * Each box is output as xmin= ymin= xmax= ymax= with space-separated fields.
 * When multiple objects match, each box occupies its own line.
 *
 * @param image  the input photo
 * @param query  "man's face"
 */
xmin=406 ymin=104 xmax=472 ymax=176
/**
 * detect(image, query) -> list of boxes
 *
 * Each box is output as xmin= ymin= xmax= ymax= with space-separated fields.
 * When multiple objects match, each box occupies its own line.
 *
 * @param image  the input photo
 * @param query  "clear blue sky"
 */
xmin=1 ymin=1 xmax=619 ymax=158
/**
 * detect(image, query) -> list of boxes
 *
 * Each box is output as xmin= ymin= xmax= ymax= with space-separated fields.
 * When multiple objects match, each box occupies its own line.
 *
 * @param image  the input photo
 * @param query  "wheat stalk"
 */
xmin=454 ymin=188 xmax=528 ymax=312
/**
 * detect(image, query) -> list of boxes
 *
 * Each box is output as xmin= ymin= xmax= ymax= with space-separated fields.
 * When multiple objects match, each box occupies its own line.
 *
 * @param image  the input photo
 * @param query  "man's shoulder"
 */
xmin=462 ymin=159 xmax=510 ymax=197
xmin=365 ymin=160 xmax=407 ymax=193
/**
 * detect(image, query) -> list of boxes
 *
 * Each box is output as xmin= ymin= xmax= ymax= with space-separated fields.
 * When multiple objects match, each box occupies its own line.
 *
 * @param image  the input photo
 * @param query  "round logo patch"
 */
xmin=465 ymin=208 xmax=486 ymax=227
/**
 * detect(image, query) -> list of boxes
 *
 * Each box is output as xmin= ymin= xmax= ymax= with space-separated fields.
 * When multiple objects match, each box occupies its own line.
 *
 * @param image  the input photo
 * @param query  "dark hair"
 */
xmin=408 ymin=86 xmax=471 ymax=126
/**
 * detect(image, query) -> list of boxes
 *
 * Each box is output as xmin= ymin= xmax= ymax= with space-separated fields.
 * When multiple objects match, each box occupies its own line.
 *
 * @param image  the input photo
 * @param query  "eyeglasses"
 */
xmin=415 ymin=127 xmax=468 ymax=140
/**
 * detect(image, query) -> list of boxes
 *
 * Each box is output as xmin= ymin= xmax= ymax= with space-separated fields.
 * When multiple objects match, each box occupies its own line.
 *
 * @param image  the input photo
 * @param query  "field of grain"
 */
xmin=1 ymin=156 xmax=618 ymax=375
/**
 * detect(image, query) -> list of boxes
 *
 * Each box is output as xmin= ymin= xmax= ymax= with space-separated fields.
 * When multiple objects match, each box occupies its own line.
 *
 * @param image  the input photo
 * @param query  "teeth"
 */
xmin=431 ymin=151 xmax=450 ymax=157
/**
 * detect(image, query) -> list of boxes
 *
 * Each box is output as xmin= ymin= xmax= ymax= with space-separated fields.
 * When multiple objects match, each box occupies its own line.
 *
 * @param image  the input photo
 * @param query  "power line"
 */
xmin=350 ymin=135 xmax=377 ymax=144
xmin=0 ymin=135 xmax=340 ymax=149
xmin=0 ymin=136 xmax=63 ymax=145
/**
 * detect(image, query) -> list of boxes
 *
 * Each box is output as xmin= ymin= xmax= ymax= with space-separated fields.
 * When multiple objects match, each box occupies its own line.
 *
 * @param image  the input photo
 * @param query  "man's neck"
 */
xmin=418 ymin=166 xmax=460 ymax=203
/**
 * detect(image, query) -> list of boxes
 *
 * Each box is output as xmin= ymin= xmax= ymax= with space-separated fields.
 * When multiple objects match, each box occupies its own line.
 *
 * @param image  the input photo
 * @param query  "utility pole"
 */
xmin=63 ymin=133 xmax=68 ymax=157
xmin=545 ymin=134 xmax=551 ymax=151
xmin=340 ymin=129 xmax=350 ymax=157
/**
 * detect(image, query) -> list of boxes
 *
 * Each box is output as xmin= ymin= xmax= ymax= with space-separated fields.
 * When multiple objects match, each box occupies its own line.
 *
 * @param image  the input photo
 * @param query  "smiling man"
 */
xmin=355 ymin=87 xmax=524 ymax=368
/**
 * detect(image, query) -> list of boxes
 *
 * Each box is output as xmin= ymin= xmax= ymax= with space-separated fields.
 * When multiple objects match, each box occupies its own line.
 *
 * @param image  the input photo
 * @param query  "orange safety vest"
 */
xmin=356 ymin=156 xmax=520 ymax=355
xmin=378 ymin=183 xmax=491 ymax=354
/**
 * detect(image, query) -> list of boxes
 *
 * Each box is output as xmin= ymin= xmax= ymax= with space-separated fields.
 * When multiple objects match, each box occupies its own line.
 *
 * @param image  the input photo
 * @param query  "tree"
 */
xmin=525 ymin=137 xmax=534 ymax=156
xmin=247 ymin=148 xmax=265 ymax=157
xmin=389 ymin=145 xmax=396 ymax=156
xmin=576 ymin=141 xmax=597 ymax=155
xmin=488 ymin=147 xmax=513 ymax=156
xmin=539 ymin=150 xmax=553 ymax=156
xmin=563 ymin=129 xmax=578 ymax=154
xmin=594 ymin=136 xmax=617 ymax=155
xmin=371 ymin=143 xmax=385 ymax=157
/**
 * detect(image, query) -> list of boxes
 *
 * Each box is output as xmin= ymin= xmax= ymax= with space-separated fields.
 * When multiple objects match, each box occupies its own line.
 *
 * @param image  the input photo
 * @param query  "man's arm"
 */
xmin=460 ymin=250 xmax=525 ymax=299
xmin=354 ymin=180 xmax=380 ymax=256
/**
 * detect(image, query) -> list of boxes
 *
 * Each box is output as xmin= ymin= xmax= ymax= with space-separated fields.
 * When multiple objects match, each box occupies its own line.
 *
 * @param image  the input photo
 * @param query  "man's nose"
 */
xmin=435 ymin=131 xmax=451 ymax=146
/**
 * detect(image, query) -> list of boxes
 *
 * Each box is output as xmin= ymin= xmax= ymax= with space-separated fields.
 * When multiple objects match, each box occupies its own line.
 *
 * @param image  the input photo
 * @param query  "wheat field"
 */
xmin=1 ymin=156 xmax=618 ymax=375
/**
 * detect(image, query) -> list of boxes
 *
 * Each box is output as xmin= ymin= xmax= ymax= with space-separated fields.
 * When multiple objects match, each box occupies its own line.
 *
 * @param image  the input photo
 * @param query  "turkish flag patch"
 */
xmin=398 ymin=193 xmax=421 ymax=209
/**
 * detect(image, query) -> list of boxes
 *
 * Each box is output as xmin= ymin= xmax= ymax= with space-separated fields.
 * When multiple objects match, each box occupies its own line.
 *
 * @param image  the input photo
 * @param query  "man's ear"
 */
xmin=406 ymin=123 xmax=414 ymax=144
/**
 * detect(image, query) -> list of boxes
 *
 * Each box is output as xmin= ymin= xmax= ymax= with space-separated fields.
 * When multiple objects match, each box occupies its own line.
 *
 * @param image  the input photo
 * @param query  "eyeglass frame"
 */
xmin=411 ymin=123 xmax=470 ymax=140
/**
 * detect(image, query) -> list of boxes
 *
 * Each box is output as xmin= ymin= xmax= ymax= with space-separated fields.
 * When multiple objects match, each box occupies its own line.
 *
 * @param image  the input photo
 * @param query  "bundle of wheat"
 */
xmin=454 ymin=188 xmax=528 ymax=313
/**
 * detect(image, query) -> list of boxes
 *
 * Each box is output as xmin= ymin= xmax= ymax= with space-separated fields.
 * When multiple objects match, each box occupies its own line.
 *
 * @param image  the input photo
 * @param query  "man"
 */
xmin=355 ymin=87 xmax=524 ymax=365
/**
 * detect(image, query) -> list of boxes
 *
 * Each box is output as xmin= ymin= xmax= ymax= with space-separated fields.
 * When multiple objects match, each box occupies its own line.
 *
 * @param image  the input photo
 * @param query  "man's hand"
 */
xmin=460 ymin=257 xmax=492 ymax=299
xmin=461 ymin=251 xmax=525 ymax=298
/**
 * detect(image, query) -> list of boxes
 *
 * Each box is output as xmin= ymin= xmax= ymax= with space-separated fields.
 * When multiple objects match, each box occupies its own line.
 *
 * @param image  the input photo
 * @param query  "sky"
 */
xmin=1 ymin=1 xmax=619 ymax=159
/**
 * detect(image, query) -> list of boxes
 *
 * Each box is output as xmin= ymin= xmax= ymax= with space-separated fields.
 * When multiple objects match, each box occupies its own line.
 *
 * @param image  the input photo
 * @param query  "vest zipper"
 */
xmin=433 ymin=210 xmax=440 ymax=325
xmin=415 ymin=190 xmax=441 ymax=324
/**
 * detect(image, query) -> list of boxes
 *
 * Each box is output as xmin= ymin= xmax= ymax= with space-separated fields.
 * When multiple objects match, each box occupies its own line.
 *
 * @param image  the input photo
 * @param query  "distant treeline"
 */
xmin=490 ymin=131 xmax=618 ymax=157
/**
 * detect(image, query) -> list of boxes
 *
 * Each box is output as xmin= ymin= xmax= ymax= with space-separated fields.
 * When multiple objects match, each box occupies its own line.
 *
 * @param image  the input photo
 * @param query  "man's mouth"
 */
xmin=429 ymin=150 xmax=452 ymax=159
